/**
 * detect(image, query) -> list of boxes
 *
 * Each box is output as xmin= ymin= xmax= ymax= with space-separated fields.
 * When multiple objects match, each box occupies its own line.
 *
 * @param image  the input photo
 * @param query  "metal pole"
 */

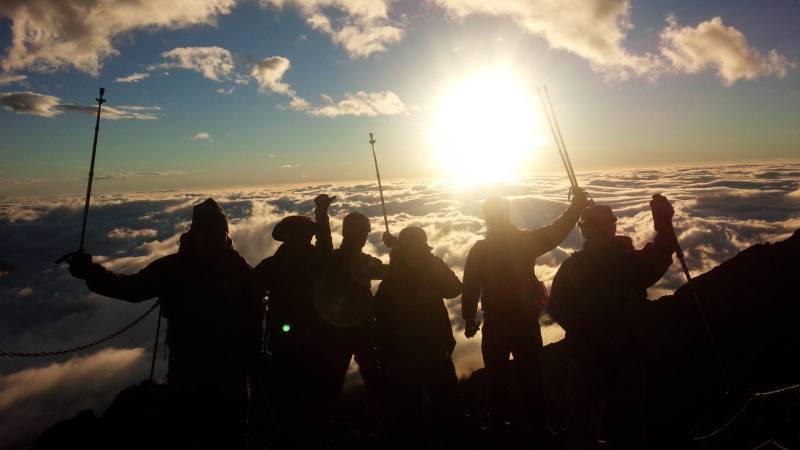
xmin=79 ymin=88 xmax=107 ymax=251
xmin=369 ymin=133 xmax=390 ymax=233
xmin=149 ymin=304 xmax=162 ymax=380
xmin=674 ymin=237 xmax=730 ymax=394
xmin=542 ymin=86 xmax=578 ymax=187
xmin=537 ymin=87 xmax=578 ymax=189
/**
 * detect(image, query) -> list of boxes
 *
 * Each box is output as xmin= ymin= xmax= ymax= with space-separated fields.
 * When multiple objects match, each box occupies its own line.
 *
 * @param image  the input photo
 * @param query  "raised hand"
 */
xmin=570 ymin=187 xmax=593 ymax=210
xmin=382 ymin=231 xmax=398 ymax=248
xmin=650 ymin=193 xmax=675 ymax=234
xmin=464 ymin=319 xmax=481 ymax=338
xmin=66 ymin=252 xmax=94 ymax=280
xmin=314 ymin=194 xmax=336 ymax=212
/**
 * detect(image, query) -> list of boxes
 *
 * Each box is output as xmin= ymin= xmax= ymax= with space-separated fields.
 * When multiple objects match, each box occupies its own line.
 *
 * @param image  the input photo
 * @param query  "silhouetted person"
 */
xmin=252 ymin=194 xmax=335 ymax=449
xmin=316 ymin=211 xmax=391 ymax=416
xmin=461 ymin=190 xmax=591 ymax=426
xmin=374 ymin=226 xmax=463 ymax=448
xmin=67 ymin=198 xmax=261 ymax=450
xmin=547 ymin=195 xmax=676 ymax=450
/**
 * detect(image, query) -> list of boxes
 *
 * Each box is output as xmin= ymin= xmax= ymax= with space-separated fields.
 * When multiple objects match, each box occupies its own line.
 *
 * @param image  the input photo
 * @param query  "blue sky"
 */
xmin=0 ymin=0 xmax=798 ymax=195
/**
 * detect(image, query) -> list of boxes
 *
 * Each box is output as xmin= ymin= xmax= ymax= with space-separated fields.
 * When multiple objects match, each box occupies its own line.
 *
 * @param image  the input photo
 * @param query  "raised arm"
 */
xmin=624 ymin=194 xmax=675 ymax=289
xmin=314 ymin=194 xmax=335 ymax=254
xmin=67 ymin=252 xmax=167 ymax=303
xmin=526 ymin=189 xmax=591 ymax=256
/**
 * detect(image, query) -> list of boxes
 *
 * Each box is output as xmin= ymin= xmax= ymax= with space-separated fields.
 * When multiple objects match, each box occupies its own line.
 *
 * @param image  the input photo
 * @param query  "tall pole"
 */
xmin=149 ymin=305 xmax=162 ymax=380
xmin=79 ymin=88 xmax=107 ymax=252
xmin=538 ymin=86 xmax=578 ymax=189
xmin=369 ymin=132 xmax=390 ymax=233
xmin=55 ymin=88 xmax=106 ymax=264
xmin=674 ymin=235 xmax=730 ymax=394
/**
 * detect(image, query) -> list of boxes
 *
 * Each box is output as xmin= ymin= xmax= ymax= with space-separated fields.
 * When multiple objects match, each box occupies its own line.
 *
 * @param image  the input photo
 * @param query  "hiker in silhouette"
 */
xmin=66 ymin=198 xmax=261 ymax=450
xmin=374 ymin=226 xmax=463 ymax=448
xmin=252 ymin=194 xmax=336 ymax=449
xmin=314 ymin=211 xmax=391 ymax=418
xmin=461 ymin=190 xmax=591 ymax=428
xmin=547 ymin=195 xmax=676 ymax=450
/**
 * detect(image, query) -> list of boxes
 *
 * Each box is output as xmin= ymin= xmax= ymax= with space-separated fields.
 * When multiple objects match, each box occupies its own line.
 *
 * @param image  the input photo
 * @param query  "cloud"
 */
xmin=659 ymin=16 xmax=794 ymax=86
xmin=280 ymin=164 xmax=300 ymax=168
xmin=251 ymin=56 xmax=294 ymax=95
xmin=0 ymin=74 xmax=27 ymax=86
xmin=56 ymin=104 xmax=160 ymax=120
xmin=0 ymin=162 xmax=797 ymax=446
xmin=0 ymin=0 xmax=235 ymax=76
xmin=114 ymin=72 xmax=150 ymax=83
xmin=216 ymin=87 xmax=235 ymax=95
xmin=0 ymin=91 xmax=61 ymax=117
xmin=432 ymin=0 xmax=661 ymax=81
xmin=0 ymin=91 xmax=160 ymax=119
xmin=191 ymin=131 xmax=212 ymax=141
xmin=0 ymin=348 xmax=148 ymax=448
xmin=261 ymin=0 xmax=405 ymax=58
xmin=154 ymin=46 xmax=235 ymax=82
xmin=245 ymin=55 xmax=406 ymax=118
xmin=432 ymin=1 xmax=795 ymax=84
xmin=301 ymin=90 xmax=407 ymax=117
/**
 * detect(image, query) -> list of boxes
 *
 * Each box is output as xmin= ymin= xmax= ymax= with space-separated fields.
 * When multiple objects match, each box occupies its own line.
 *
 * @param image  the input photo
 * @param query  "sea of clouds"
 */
xmin=1 ymin=161 xmax=798 ymax=447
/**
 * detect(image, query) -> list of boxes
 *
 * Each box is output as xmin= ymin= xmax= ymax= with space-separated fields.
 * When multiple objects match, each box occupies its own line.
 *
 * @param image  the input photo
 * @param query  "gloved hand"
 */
xmin=650 ymin=194 xmax=675 ymax=234
xmin=382 ymin=231 xmax=398 ymax=248
xmin=570 ymin=187 xmax=593 ymax=211
xmin=314 ymin=194 xmax=337 ymax=212
xmin=464 ymin=319 xmax=481 ymax=338
xmin=66 ymin=252 xmax=94 ymax=280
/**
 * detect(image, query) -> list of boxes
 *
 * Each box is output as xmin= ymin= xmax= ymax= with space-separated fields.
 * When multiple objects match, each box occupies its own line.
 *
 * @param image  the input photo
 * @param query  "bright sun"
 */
xmin=430 ymin=70 xmax=545 ymax=185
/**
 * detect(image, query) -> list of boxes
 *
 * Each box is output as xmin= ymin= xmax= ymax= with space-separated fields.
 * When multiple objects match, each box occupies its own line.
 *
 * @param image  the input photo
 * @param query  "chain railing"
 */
xmin=0 ymin=301 xmax=159 ymax=358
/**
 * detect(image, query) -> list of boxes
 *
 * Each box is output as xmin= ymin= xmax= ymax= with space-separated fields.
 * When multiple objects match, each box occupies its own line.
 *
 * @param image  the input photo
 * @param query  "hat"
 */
xmin=191 ymin=198 xmax=228 ymax=232
xmin=272 ymin=215 xmax=318 ymax=242
xmin=397 ymin=226 xmax=431 ymax=250
xmin=579 ymin=205 xmax=616 ymax=230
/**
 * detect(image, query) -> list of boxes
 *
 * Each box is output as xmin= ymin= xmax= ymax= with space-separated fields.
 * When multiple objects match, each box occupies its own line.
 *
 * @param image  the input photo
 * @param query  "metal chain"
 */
xmin=0 ymin=301 xmax=159 ymax=358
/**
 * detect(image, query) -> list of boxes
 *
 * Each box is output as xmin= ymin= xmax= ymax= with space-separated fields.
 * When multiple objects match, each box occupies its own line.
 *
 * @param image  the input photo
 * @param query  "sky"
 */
xmin=1 ymin=1 xmax=800 ymax=447
xmin=1 ymin=0 xmax=799 ymax=195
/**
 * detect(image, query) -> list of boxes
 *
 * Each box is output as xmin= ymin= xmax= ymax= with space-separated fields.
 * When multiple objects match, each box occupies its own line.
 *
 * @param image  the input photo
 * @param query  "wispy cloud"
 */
xmin=114 ymin=72 xmax=150 ymax=83
xmin=0 ymin=91 xmax=161 ymax=119
xmin=152 ymin=47 xmax=235 ymax=82
xmin=0 ymin=74 xmax=27 ymax=86
xmin=191 ymin=131 xmax=212 ymax=142
xmin=261 ymin=0 xmax=405 ymax=58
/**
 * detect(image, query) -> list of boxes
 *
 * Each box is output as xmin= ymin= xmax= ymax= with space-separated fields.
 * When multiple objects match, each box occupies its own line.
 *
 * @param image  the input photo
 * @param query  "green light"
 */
xmin=281 ymin=324 xmax=291 ymax=333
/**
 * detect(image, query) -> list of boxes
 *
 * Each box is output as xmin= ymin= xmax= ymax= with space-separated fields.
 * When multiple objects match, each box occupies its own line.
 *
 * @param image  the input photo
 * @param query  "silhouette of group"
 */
xmin=66 ymin=188 xmax=682 ymax=450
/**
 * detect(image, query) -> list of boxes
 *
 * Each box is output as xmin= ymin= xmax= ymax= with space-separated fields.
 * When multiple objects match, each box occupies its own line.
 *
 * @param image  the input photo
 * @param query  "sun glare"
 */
xmin=430 ymin=70 xmax=545 ymax=185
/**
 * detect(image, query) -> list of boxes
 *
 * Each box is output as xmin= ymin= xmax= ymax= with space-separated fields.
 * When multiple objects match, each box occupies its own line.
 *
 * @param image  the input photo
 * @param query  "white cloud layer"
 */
xmin=0 ymin=348 xmax=147 ymax=449
xmin=0 ymin=0 xmax=236 ymax=75
xmin=660 ymin=16 xmax=794 ymax=86
xmin=0 ymin=91 xmax=160 ymax=120
xmin=262 ymin=0 xmax=405 ymax=58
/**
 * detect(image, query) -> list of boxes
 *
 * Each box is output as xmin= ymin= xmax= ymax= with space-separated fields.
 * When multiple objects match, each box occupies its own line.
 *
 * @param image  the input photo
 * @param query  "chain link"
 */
xmin=0 ymin=301 xmax=159 ymax=358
